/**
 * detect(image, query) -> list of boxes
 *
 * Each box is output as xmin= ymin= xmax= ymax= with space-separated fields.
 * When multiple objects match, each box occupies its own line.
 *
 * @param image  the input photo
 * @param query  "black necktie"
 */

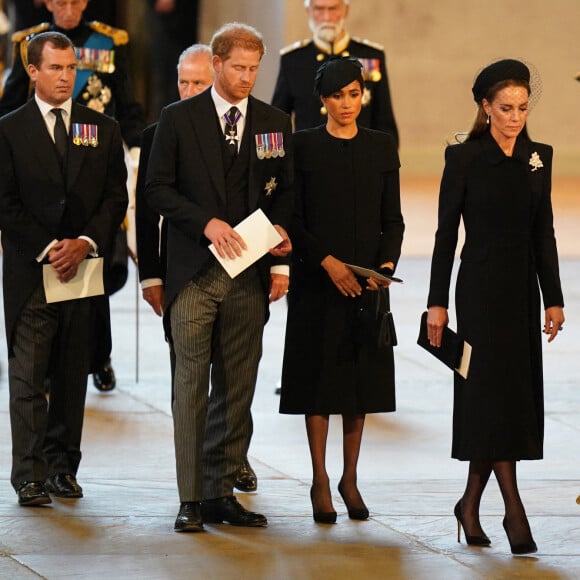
xmin=223 ymin=106 xmax=240 ymax=156
xmin=51 ymin=108 xmax=67 ymax=167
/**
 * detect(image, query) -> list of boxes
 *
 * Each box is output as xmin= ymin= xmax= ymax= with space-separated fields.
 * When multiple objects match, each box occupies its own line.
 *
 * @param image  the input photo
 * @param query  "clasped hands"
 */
xmin=48 ymin=238 xmax=91 ymax=283
xmin=204 ymin=218 xmax=292 ymax=303
xmin=322 ymin=255 xmax=393 ymax=297
xmin=204 ymin=218 xmax=291 ymax=260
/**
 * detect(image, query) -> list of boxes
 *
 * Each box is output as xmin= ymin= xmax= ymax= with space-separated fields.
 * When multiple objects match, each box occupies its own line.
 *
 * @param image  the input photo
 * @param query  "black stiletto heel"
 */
xmin=338 ymin=479 xmax=369 ymax=520
xmin=454 ymin=500 xmax=491 ymax=546
xmin=502 ymin=517 xmax=537 ymax=555
xmin=310 ymin=487 xmax=337 ymax=524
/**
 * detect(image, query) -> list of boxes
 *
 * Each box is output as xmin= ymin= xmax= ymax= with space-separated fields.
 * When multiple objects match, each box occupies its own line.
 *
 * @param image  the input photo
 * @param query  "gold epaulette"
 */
xmin=16 ymin=23 xmax=51 ymax=70
xmin=351 ymin=36 xmax=384 ymax=52
xmin=279 ymin=39 xmax=311 ymax=56
xmin=11 ymin=22 xmax=50 ymax=43
xmin=89 ymin=21 xmax=129 ymax=46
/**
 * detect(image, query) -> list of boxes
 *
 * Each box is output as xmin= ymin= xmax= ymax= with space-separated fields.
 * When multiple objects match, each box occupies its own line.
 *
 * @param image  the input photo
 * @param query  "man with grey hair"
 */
xmin=137 ymin=44 xmax=214 ymax=317
xmin=272 ymin=0 xmax=398 ymax=143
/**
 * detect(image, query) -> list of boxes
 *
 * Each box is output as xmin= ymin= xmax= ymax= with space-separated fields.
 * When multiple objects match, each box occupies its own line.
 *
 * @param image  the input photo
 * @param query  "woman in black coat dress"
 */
xmin=280 ymin=57 xmax=404 ymax=523
xmin=426 ymin=59 xmax=565 ymax=554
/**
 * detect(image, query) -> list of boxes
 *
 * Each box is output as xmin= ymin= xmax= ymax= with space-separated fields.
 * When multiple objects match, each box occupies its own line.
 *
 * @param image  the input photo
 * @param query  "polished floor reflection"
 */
xmin=0 ymin=177 xmax=579 ymax=579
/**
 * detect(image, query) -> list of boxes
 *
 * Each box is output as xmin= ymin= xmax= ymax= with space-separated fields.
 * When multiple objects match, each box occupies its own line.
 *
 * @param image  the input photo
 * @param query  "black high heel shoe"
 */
xmin=454 ymin=500 xmax=491 ymax=546
xmin=310 ymin=487 xmax=337 ymax=524
xmin=338 ymin=479 xmax=369 ymax=520
xmin=502 ymin=517 xmax=537 ymax=555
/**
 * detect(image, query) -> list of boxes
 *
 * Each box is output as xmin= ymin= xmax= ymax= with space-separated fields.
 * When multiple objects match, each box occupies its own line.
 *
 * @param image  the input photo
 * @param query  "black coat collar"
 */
xmin=481 ymin=129 xmax=530 ymax=166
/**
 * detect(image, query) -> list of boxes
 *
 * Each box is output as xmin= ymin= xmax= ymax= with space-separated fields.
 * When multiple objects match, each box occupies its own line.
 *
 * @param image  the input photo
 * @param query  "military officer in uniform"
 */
xmin=272 ymin=0 xmax=398 ymax=145
xmin=0 ymin=0 xmax=146 ymax=391
xmin=0 ymin=0 xmax=144 ymax=148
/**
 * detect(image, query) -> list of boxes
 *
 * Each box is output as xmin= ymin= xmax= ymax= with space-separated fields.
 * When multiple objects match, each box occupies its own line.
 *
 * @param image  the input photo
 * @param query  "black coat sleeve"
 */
xmin=135 ymin=123 xmax=165 ymax=282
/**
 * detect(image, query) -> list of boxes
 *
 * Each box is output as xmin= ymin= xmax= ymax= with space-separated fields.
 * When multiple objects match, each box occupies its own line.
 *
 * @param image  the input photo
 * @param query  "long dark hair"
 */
xmin=467 ymin=79 xmax=531 ymax=141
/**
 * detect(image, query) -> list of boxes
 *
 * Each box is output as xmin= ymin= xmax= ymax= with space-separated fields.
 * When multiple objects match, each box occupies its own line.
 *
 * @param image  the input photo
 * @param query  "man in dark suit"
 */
xmin=136 ymin=42 xmax=259 ymax=496
xmin=145 ymin=22 xmax=293 ymax=532
xmin=0 ymin=0 xmax=146 ymax=392
xmin=272 ymin=0 xmax=398 ymax=143
xmin=0 ymin=31 xmax=128 ymax=506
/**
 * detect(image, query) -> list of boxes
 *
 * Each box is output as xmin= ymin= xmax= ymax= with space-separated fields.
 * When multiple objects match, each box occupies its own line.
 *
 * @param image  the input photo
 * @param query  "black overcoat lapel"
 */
xmin=23 ymin=100 xmax=64 ymax=184
xmin=188 ymin=92 xmax=226 ymax=203
xmin=246 ymin=96 xmax=270 ymax=210
xmin=67 ymin=103 xmax=89 ymax=187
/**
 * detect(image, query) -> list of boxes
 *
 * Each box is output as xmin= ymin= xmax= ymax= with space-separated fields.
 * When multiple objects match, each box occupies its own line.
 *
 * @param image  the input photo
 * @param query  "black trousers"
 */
xmin=8 ymin=284 xmax=95 ymax=490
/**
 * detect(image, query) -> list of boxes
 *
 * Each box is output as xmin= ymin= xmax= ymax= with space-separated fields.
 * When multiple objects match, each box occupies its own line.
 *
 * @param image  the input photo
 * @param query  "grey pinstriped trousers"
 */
xmin=171 ymin=261 xmax=266 ymax=502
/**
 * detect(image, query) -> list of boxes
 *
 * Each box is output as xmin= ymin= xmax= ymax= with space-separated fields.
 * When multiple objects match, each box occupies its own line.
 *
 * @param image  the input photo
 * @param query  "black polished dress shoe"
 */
xmin=174 ymin=502 xmax=204 ymax=533
xmin=45 ymin=473 xmax=83 ymax=498
xmin=201 ymin=495 xmax=267 ymax=527
xmin=17 ymin=481 xmax=52 ymax=506
xmin=234 ymin=459 xmax=258 ymax=492
xmin=93 ymin=358 xmax=116 ymax=391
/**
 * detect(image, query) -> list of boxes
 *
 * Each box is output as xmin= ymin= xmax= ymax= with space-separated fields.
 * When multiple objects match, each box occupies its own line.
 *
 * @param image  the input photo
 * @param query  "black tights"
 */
xmin=460 ymin=460 xmax=534 ymax=544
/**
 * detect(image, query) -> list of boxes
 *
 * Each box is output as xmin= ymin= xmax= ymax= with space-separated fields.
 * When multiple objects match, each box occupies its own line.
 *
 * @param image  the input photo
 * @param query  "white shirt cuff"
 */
xmin=36 ymin=239 xmax=58 ymax=262
xmin=78 ymin=236 xmax=98 ymax=256
xmin=141 ymin=278 xmax=164 ymax=289
xmin=270 ymin=265 xmax=289 ymax=277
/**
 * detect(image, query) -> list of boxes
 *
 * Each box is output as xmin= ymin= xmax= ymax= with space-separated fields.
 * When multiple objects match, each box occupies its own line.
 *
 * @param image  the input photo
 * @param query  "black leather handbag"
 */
xmin=355 ymin=287 xmax=397 ymax=349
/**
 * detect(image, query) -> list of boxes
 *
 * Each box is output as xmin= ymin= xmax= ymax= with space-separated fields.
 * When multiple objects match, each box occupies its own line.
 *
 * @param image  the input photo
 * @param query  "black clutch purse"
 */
xmin=355 ymin=287 xmax=397 ymax=349
xmin=417 ymin=311 xmax=471 ymax=378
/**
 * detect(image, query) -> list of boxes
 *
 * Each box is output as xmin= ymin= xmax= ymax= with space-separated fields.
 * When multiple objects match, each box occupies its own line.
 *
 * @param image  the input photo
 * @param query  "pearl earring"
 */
xmin=486 ymin=114 xmax=490 ymax=125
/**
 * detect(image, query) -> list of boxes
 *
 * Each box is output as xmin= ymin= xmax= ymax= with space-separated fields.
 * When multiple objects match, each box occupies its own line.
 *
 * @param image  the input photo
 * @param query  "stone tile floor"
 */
xmin=0 ymin=177 xmax=579 ymax=579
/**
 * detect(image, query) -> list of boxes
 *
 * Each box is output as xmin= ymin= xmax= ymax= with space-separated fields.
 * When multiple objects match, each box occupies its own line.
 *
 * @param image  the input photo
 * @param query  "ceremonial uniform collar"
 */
xmin=52 ymin=20 xmax=87 ymax=37
xmin=313 ymin=31 xmax=351 ymax=56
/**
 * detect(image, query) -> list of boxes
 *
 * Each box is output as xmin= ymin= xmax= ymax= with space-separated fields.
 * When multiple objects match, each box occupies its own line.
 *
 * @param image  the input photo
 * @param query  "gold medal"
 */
xmin=369 ymin=70 xmax=381 ymax=82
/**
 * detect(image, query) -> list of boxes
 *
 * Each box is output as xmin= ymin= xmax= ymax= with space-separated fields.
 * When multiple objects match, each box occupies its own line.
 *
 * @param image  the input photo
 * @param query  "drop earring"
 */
xmin=486 ymin=114 xmax=490 ymax=125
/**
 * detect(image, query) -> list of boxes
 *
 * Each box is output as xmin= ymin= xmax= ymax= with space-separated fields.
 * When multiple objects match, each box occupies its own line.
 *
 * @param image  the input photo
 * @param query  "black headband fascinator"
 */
xmin=314 ymin=56 xmax=364 ymax=97
xmin=471 ymin=58 xmax=531 ymax=103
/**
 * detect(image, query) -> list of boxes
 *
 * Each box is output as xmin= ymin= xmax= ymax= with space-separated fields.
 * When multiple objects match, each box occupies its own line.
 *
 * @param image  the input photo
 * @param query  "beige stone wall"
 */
xmin=200 ymin=0 xmax=580 ymax=176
